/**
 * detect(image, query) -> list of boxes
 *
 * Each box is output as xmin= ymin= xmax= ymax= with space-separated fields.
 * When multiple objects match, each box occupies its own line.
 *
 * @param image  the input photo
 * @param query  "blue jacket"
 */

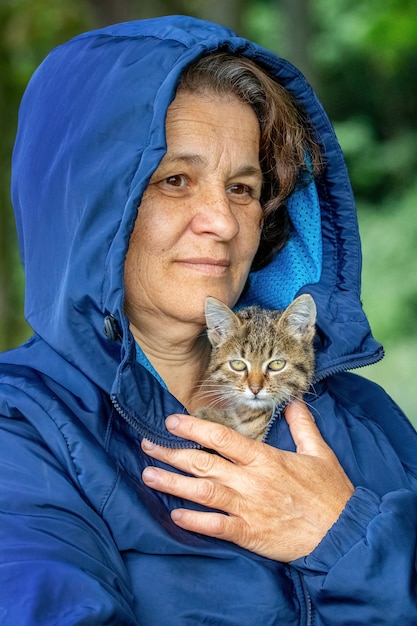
xmin=1 ymin=15 xmax=417 ymax=625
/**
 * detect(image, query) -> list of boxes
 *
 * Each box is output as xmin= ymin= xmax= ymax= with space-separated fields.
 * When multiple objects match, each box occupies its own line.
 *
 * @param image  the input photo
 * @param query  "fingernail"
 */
xmin=142 ymin=467 xmax=158 ymax=483
xmin=142 ymin=439 xmax=156 ymax=451
xmin=166 ymin=414 xmax=180 ymax=430
xmin=171 ymin=509 xmax=183 ymax=522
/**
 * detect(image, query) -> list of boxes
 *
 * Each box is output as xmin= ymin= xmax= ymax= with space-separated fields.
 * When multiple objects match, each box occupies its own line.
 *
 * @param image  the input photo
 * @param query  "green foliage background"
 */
xmin=1 ymin=0 xmax=416 ymax=423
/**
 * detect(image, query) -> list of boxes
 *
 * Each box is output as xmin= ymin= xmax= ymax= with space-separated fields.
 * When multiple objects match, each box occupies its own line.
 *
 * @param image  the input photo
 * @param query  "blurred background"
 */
xmin=1 ymin=0 xmax=416 ymax=424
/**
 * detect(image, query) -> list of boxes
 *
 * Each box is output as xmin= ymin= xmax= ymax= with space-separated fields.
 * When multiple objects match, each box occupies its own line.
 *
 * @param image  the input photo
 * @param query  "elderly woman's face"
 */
xmin=125 ymin=91 xmax=263 ymax=329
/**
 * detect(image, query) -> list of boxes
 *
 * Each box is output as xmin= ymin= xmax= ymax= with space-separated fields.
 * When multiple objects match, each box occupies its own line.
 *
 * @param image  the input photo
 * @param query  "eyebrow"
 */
xmin=160 ymin=153 xmax=263 ymax=179
xmin=165 ymin=153 xmax=206 ymax=167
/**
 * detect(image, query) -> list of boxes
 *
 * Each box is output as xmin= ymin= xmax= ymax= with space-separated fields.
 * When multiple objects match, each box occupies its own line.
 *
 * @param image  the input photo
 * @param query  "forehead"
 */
xmin=159 ymin=91 xmax=261 ymax=168
xmin=167 ymin=91 xmax=258 ymax=137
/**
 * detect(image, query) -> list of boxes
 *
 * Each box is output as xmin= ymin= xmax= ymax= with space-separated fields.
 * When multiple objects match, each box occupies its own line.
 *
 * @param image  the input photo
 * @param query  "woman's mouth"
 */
xmin=177 ymin=257 xmax=230 ymax=276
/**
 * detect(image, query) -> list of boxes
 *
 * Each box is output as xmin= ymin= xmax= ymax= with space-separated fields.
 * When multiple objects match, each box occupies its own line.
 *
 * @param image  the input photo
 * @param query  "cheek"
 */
xmin=128 ymin=207 xmax=169 ymax=260
xmin=238 ymin=216 xmax=262 ymax=263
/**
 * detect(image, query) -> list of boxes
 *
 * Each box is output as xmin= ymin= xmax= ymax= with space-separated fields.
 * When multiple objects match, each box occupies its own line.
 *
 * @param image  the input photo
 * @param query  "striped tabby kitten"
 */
xmin=195 ymin=294 xmax=316 ymax=442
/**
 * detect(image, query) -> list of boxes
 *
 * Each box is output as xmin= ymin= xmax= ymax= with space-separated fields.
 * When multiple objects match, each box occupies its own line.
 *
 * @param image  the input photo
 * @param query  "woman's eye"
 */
xmin=164 ymin=174 xmax=187 ymax=187
xmin=226 ymin=183 xmax=261 ymax=205
xmin=227 ymin=183 xmax=251 ymax=196
xmin=230 ymin=359 xmax=247 ymax=372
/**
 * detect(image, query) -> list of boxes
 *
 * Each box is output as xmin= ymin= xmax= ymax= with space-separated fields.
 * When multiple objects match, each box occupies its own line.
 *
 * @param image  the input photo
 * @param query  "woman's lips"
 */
xmin=177 ymin=257 xmax=230 ymax=275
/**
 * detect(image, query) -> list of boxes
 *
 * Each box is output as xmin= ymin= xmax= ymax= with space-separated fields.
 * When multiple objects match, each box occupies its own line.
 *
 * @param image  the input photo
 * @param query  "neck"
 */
xmin=130 ymin=317 xmax=211 ymax=412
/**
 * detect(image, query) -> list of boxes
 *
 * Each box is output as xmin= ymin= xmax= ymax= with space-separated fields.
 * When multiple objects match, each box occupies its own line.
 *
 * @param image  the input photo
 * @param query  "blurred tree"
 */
xmin=88 ymin=0 xmax=164 ymax=26
xmin=282 ymin=0 xmax=315 ymax=84
xmin=0 ymin=0 xmax=93 ymax=351
xmin=310 ymin=0 xmax=417 ymax=419
xmin=87 ymin=0 xmax=248 ymax=32
xmin=0 ymin=3 xmax=22 ymax=350
xmin=313 ymin=0 xmax=417 ymax=202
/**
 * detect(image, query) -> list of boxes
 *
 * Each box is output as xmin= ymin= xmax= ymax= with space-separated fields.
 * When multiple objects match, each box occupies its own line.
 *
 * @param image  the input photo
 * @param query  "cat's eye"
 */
xmin=229 ymin=359 xmax=247 ymax=372
xmin=268 ymin=359 xmax=286 ymax=371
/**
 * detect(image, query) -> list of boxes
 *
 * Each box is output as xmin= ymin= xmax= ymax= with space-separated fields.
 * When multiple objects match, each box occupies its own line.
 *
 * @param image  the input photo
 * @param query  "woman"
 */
xmin=1 ymin=15 xmax=416 ymax=625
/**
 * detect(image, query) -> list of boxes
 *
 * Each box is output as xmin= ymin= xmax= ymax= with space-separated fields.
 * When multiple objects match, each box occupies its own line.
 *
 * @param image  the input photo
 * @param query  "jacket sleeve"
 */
xmin=0 ymin=411 xmax=138 ymax=625
xmin=292 ymin=486 xmax=417 ymax=625
xmin=291 ymin=373 xmax=417 ymax=625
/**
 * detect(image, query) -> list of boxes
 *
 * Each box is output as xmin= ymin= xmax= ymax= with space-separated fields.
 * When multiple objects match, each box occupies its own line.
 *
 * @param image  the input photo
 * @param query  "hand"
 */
xmin=141 ymin=400 xmax=354 ymax=561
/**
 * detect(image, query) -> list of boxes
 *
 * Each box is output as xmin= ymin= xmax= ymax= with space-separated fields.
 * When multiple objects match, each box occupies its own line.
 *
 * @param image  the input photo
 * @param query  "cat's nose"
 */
xmin=249 ymin=384 xmax=262 ymax=396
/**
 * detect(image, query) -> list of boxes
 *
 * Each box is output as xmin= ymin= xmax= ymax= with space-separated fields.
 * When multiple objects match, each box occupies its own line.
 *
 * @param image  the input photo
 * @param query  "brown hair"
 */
xmin=178 ymin=52 xmax=323 ymax=270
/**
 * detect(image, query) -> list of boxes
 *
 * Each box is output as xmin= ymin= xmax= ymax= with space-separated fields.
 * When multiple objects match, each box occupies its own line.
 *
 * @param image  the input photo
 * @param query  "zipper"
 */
xmin=110 ymin=393 xmax=200 ymax=449
xmin=113 ymin=343 xmax=385 ymax=448
xmin=289 ymin=568 xmax=314 ymax=626
xmin=262 ymin=345 xmax=384 ymax=444
xmin=112 ymin=338 xmax=384 ymax=448
xmin=262 ymin=403 xmax=286 ymax=442
xmin=300 ymin=572 xmax=314 ymax=626
xmin=313 ymin=345 xmax=384 ymax=384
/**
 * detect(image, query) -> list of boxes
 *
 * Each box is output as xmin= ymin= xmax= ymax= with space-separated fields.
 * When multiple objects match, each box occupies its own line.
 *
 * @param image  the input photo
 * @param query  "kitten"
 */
xmin=195 ymin=294 xmax=316 ymax=442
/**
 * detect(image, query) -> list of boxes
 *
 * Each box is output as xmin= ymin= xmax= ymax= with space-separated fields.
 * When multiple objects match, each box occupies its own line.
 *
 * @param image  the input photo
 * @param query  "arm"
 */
xmin=141 ymin=402 xmax=417 ymax=623
xmin=292 ymin=485 xmax=417 ymax=625
xmin=289 ymin=376 xmax=417 ymax=624
xmin=0 ymin=414 xmax=137 ymax=625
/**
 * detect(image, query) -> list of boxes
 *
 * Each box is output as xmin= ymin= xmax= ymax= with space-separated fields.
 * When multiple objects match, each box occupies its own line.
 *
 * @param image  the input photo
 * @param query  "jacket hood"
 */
xmin=10 ymin=15 xmax=382 ymax=400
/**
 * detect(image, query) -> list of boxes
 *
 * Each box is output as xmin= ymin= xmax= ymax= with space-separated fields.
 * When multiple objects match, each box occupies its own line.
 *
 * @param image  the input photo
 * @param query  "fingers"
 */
xmin=284 ymin=399 xmax=329 ymax=456
xmin=142 ymin=437 xmax=230 ymax=481
xmin=162 ymin=413 xmax=263 ymax=466
xmin=141 ymin=455 xmax=237 ymax=515
xmin=170 ymin=508 xmax=240 ymax=543
xmin=140 ymin=415 xmax=259 ymax=520
xmin=140 ymin=415 xmax=266 ymax=520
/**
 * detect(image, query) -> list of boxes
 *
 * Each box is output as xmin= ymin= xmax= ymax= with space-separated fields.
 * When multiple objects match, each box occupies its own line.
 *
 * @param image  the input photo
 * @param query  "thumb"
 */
xmin=284 ymin=400 xmax=326 ymax=456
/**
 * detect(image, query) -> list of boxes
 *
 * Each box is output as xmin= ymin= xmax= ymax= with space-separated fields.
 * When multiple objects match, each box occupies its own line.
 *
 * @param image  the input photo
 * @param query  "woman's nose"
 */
xmin=190 ymin=187 xmax=239 ymax=240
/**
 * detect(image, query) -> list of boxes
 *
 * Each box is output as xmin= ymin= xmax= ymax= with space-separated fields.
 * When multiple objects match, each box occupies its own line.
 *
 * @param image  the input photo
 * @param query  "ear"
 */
xmin=280 ymin=294 xmax=317 ymax=341
xmin=205 ymin=297 xmax=240 ymax=347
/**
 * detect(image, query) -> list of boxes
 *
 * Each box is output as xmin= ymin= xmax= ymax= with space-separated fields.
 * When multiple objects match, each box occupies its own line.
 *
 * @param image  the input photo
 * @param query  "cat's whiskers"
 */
xmin=193 ymin=383 xmax=238 ymax=409
xmin=308 ymin=383 xmax=320 ymax=401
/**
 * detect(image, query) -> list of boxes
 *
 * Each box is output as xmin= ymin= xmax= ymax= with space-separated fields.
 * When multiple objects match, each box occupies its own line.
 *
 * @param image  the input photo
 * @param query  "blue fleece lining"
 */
xmin=238 ymin=178 xmax=322 ymax=311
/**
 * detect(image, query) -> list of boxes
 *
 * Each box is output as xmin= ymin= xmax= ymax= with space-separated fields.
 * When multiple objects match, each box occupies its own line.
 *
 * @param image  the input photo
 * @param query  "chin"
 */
xmin=189 ymin=288 xmax=235 ymax=315
xmin=171 ymin=282 xmax=242 ymax=326
xmin=201 ymin=287 xmax=240 ymax=309
xmin=177 ymin=301 xmax=210 ymax=327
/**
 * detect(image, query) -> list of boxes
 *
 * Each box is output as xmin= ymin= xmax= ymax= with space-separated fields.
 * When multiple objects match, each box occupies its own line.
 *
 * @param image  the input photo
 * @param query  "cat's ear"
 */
xmin=205 ymin=297 xmax=240 ymax=347
xmin=280 ymin=294 xmax=317 ymax=341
